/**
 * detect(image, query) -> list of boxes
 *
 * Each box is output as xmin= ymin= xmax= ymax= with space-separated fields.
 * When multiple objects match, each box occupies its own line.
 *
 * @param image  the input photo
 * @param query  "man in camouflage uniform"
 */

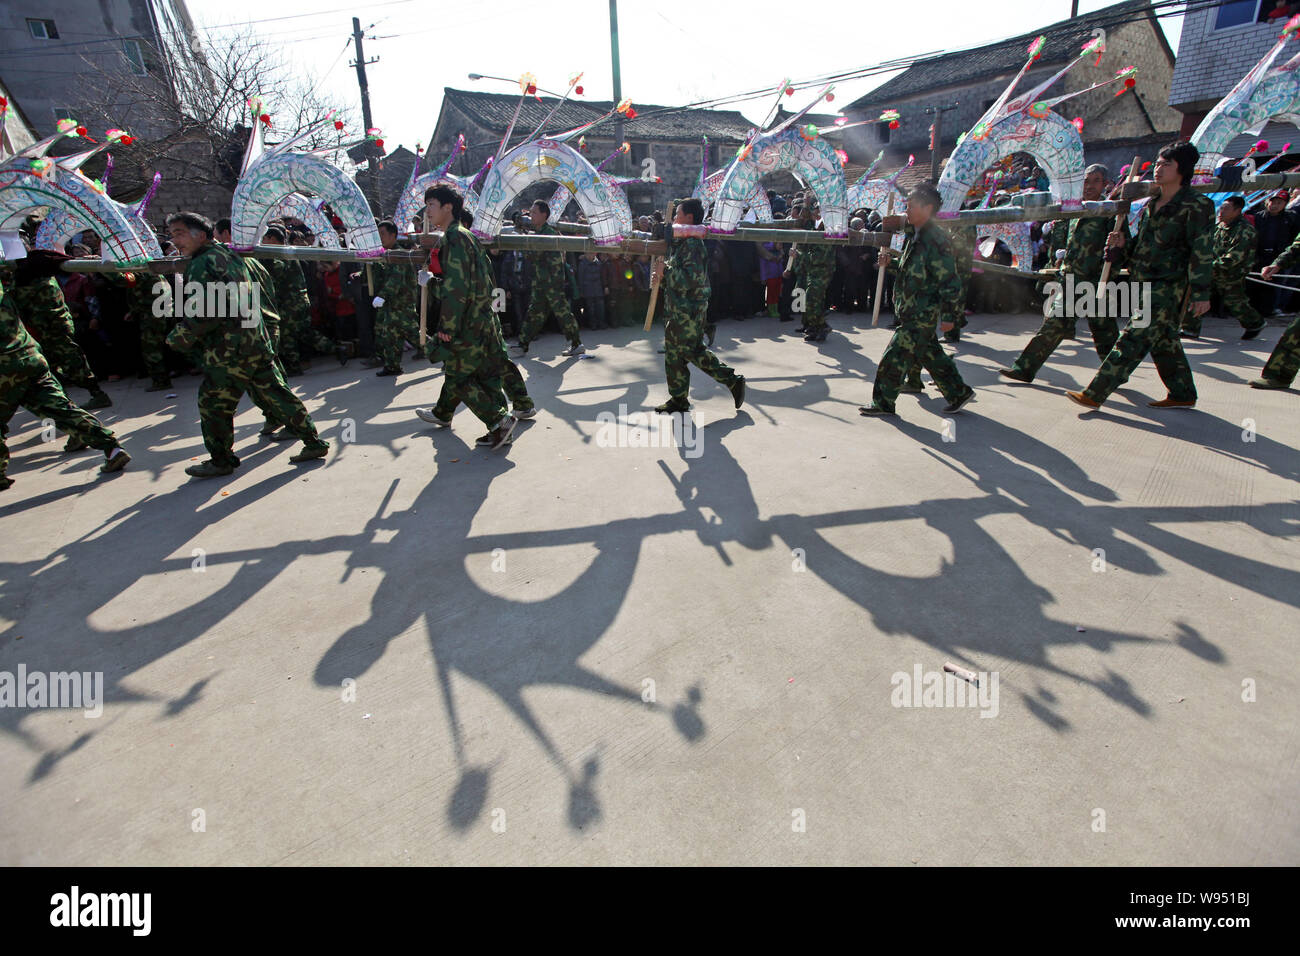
xmin=653 ymin=198 xmax=745 ymax=415
xmin=1 ymin=274 xmax=130 ymax=490
xmin=370 ymin=221 xmax=420 ymax=376
xmin=1182 ymin=196 xmax=1265 ymax=340
xmin=941 ymin=220 xmax=977 ymax=343
xmin=257 ymin=226 xmax=309 ymax=374
xmin=860 ymin=183 xmax=976 ymax=417
xmin=515 ymin=200 xmax=585 ymax=356
xmin=1068 ymin=142 xmax=1213 ymax=410
xmin=789 ymin=202 xmax=836 ymax=343
xmin=4 ymin=256 xmax=112 ymax=409
xmin=411 ymin=187 xmax=516 ymax=448
xmin=164 ymin=212 xmax=329 ymax=477
xmin=1001 ymin=164 xmax=1116 ymax=383
xmin=1251 ymin=228 xmax=1300 ymax=389
xmin=123 ymin=268 xmax=174 ymax=391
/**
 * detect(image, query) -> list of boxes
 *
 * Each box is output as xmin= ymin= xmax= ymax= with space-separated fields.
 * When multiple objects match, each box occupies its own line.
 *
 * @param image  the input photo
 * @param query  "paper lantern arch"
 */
xmin=473 ymin=139 xmax=626 ymax=245
xmin=266 ymin=193 xmax=341 ymax=249
xmin=713 ymin=126 xmax=848 ymax=236
xmin=229 ymin=105 xmax=382 ymax=256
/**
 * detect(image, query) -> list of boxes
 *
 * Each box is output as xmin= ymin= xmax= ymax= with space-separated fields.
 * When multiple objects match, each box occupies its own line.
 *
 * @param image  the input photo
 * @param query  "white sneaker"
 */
xmin=512 ymin=406 xmax=538 ymax=420
xmin=560 ymin=342 xmax=586 ymax=356
xmin=415 ymin=407 xmax=451 ymax=427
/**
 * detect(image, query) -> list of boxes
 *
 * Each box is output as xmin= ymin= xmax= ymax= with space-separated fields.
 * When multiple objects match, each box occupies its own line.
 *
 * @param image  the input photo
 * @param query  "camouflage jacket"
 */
xmin=8 ymin=275 xmax=74 ymax=332
xmin=242 ymin=256 xmax=282 ymax=328
xmin=664 ymin=237 xmax=710 ymax=306
xmin=261 ymin=258 xmax=310 ymax=314
xmin=891 ymin=220 xmax=961 ymax=326
xmin=1114 ymin=185 xmax=1214 ymax=297
xmin=1061 ymin=214 xmax=1109 ymax=284
xmin=524 ymin=223 xmax=567 ymax=292
xmin=942 ymin=223 xmax=978 ymax=276
xmin=1269 ymin=227 xmax=1300 ymax=274
xmin=165 ymin=241 xmax=274 ymax=368
xmin=436 ymin=220 xmax=495 ymax=344
xmin=0 ymin=276 xmax=48 ymax=376
xmin=795 ymin=238 xmax=836 ymax=284
xmin=374 ymin=261 xmax=417 ymax=318
xmin=1212 ymin=217 xmax=1256 ymax=283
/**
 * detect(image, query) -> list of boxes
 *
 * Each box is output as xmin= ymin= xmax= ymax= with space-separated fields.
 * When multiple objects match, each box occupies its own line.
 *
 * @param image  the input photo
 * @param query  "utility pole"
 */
xmin=610 ymin=0 xmax=625 ymax=177
xmin=1071 ymin=1 xmax=1079 ymax=16
xmin=924 ymin=103 xmax=959 ymax=183
xmin=351 ymin=16 xmax=382 ymax=214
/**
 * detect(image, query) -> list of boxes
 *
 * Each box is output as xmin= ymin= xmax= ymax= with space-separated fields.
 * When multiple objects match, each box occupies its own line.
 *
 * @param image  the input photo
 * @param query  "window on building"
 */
xmin=122 ymin=39 xmax=147 ymax=75
xmin=1259 ymin=1 xmax=1292 ymax=22
xmin=630 ymin=142 xmax=650 ymax=167
xmin=27 ymin=18 xmax=59 ymax=39
xmin=877 ymin=121 xmax=891 ymax=144
xmin=1215 ymin=1 xmax=1260 ymax=29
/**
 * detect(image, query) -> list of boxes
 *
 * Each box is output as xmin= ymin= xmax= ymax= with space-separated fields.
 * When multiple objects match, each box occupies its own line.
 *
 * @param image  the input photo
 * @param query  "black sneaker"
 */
xmin=943 ymin=388 xmax=976 ymax=413
xmin=858 ymin=404 xmax=896 ymax=416
xmin=998 ymin=368 xmax=1033 ymax=383
xmin=730 ymin=377 xmax=746 ymax=409
xmin=1179 ymin=330 xmax=1200 ymax=340
xmin=654 ymin=400 xmax=691 ymax=414
xmin=376 ymin=367 xmax=403 ymax=376
xmin=81 ymin=391 xmax=111 ymax=410
xmin=1242 ymin=326 xmax=1264 ymax=341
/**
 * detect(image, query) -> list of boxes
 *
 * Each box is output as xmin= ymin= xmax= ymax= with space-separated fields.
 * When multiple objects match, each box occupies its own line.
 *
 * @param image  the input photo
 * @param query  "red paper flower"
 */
xmin=75 ymin=125 xmax=87 ymax=136
xmin=1125 ymin=77 xmax=1136 ymax=88
xmin=259 ymin=114 xmax=272 ymax=127
xmin=784 ymin=87 xmax=794 ymax=96
xmin=527 ymin=84 xmax=537 ymax=95
xmin=375 ymin=139 xmax=384 ymax=150
xmin=334 ymin=120 xmax=344 ymax=130
xmin=626 ymin=107 xmax=637 ymax=119
xmin=575 ymin=85 xmax=583 ymax=95
xmin=825 ymin=93 xmax=834 ymax=102
xmin=120 ymin=135 xmax=134 ymax=145
xmin=0 ymin=96 xmax=7 ymax=107
xmin=889 ymin=120 xmax=899 ymax=130
xmin=1141 ymin=162 xmax=1151 ymax=171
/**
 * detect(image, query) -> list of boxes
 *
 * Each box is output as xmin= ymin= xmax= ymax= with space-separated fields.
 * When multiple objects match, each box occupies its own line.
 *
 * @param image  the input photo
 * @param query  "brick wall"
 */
xmin=1170 ymin=4 xmax=1285 ymax=111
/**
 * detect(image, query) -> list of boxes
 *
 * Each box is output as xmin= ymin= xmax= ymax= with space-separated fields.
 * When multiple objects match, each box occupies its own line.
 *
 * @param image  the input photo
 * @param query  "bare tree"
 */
xmin=69 ymin=28 xmax=359 ymax=199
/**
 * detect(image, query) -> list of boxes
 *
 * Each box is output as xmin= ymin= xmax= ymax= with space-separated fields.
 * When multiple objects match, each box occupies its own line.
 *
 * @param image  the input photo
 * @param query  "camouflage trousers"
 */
xmin=665 ymin=299 xmax=739 ymax=402
xmin=1183 ymin=278 xmax=1265 ymax=337
xmin=874 ymin=319 xmax=969 ymax=412
xmin=434 ymin=339 xmax=510 ymax=429
xmin=520 ymin=283 xmax=580 ymax=346
xmin=1261 ymin=314 xmax=1300 ymax=385
xmin=0 ymin=366 xmax=117 ymax=477
xmin=277 ymin=297 xmax=311 ymax=370
xmin=198 ymin=357 xmax=325 ymax=467
xmin=798 ymin=273 xmax=830 ymax=330
xmin=139 ymin=307 xmax=176 ymax=385
xmin=1010 ymin=311 xmax=1120 ymax=380
xmin=435 ymin=340 xmax=531 ymax=420
xmin=945 ymin=271 xmax=971 ymax=331
xmin=1083 ymin=284 xmax=1196 ymax=404
xmin=29 ymin=312 xmax=96 ymax=390
xmin=375 ymin=305 xmax=421 ymax=370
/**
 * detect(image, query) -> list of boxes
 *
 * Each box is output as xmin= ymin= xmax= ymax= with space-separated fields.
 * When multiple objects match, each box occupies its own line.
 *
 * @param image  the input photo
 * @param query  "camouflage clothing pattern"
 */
xmin=1010 ymin=215 xmax=1118 ymax=378
xmin=663 ymin=236 xmax=738 ymax=403
xmin=8 ymin=275 xmax=98 ymax=390
xmin=166 ymin=241 xmax=325 ymax=467
xmin=795 ymin=239 xmax=835 ymax=331
xmin=372 ymin=261 xmax=420 ymax=370
xmin=1259 ymin=314 xmax=1300 ymax=385
xmin=1 ymin=278 xmax=118 ymax=480
xmin=1082 ymin=185 xmax=1213 ymax=404
xmin=941 ymin=222 xmax=977 ymax=331
xmin=1184 ymin=216 xmax=1264 ymax=336
xmin=260 ymin=257 xmax=311 ymax=370
xmin=124 ymin=271 xmax=174 ymax=386
xmin=519 ymin=223 xmax=580 ymax=346
xmin=428 ymin=221 xmax=509 ymax=428
xmin=873 ymin=221 xmax=971 ymax=412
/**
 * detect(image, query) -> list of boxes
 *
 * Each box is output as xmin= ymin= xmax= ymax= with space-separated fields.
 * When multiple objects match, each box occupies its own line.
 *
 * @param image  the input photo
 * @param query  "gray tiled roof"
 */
xmin=441 ymin=88 xmax=755 ymax=144
xmin=849 ymin=0 xmax=1157 ymax=108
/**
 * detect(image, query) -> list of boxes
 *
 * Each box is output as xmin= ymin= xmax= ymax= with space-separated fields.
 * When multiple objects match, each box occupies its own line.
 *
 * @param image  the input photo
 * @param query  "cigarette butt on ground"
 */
xmin=942 ymin=662 xmax=979 ymax=686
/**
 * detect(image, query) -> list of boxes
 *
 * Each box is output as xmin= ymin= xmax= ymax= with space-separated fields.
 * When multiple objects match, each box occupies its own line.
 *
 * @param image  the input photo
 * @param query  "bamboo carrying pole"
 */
xmin=1097 ymin=155 xmax=1142 ymax=306
xmin=872 ymin=194 xmax=895 ymax=327
xmin=419 ymin=211 xmax=429 ymax=347
xmin=644 ymin=199 xmax=674 ymax=332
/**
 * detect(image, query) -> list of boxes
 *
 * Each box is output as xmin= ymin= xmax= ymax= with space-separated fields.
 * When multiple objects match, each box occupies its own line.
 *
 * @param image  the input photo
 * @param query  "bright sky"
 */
xmin=187 ymin=0 xmax=1186 ymax=154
